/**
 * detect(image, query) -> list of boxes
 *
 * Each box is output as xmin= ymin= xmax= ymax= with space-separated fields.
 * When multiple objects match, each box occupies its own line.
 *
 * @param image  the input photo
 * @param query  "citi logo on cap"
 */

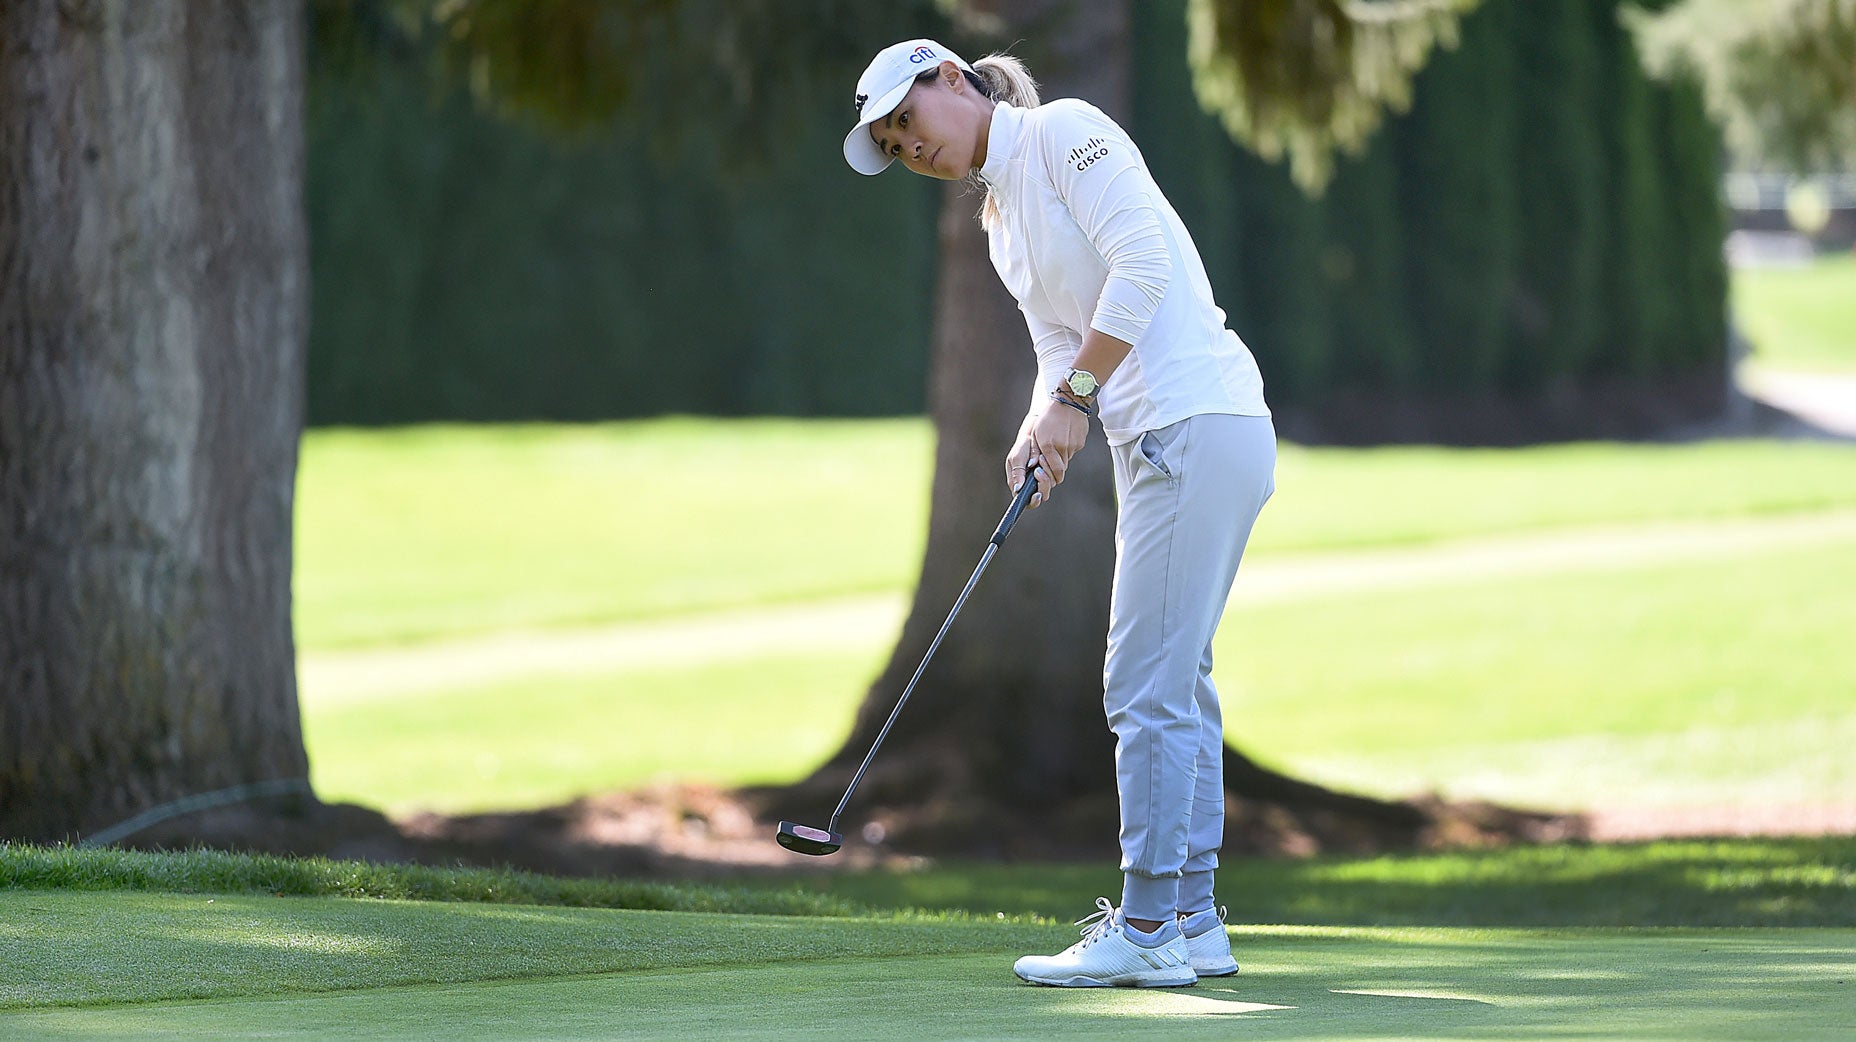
xmin=909 ymin=45 xmax=938 ymax=63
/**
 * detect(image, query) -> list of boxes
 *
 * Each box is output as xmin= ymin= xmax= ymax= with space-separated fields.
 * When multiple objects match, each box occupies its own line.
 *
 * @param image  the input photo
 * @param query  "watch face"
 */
xmin=1068 ymin=370 xmax=1098 ymax=397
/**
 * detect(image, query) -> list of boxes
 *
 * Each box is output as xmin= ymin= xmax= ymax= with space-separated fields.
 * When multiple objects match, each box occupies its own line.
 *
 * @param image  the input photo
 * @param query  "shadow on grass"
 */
xmin=740 ymin=837 xmax=1856 ymax=928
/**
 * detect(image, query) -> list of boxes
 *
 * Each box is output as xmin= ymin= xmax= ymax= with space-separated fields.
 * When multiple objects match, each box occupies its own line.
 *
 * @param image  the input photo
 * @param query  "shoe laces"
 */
xmin=1070 ymin=896 xmax=1119 ymax=950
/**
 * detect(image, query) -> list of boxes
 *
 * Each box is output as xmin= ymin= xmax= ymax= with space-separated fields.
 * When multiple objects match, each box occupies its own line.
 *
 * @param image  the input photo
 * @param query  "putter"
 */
xmin=777 ymin=467 xmax=1042 ymax=856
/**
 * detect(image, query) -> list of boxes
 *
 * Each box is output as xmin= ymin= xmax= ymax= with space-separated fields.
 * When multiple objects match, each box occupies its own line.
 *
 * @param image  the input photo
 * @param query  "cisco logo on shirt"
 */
xmin=1068 ymin=136 xmax=1111 ymax=172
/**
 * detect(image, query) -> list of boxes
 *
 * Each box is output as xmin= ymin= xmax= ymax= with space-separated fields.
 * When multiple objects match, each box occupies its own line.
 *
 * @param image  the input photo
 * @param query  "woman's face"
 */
xmin=869 ymin=63 xmax=987 ymax=180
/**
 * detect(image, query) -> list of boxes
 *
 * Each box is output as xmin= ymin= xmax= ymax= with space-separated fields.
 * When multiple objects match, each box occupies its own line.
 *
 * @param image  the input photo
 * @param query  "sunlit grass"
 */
xmin=305 ymin=650 xmax=887 ymax=814
xmin=296 ymin=424 xmax=1856 ymax=651
xmin=1216 ymin=540 xmax=1856 ymax=809
xmin=294 ymin=418 xmax=933 ymax=650
xmin=1733 ymin=254 xmax=1856 ymax=372
xmin=0 ymin=888 xmax=1046 ymax=1012
xmin=303 ymin=536 xmax=1854 ymax=816
xmin=294 ymin=422 xmax=1856 ymax=825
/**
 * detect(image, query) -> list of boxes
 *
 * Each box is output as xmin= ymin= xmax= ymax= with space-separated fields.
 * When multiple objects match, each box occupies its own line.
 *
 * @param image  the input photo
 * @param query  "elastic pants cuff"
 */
xmin=1121 ymin=872 xmax=1181 ymax=922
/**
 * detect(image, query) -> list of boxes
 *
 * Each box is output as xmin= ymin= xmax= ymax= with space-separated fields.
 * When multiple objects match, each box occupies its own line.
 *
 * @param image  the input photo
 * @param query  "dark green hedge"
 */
xmin=306 ymin=49 xmax=938 ymax=424
xmin=1131 ymin=0 xmax=1727 ymax=416
xmin=307 ymin=0 xmax=1726 ymax=426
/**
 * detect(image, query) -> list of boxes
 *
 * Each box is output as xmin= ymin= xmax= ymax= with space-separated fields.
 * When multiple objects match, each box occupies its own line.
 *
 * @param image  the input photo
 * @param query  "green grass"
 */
xmin=5 ymin=845 xmax=1852 ymax=1038
xmin=0 ymin=843 xmax=855 ymax=916
xmin=1734 ymin=254 xmax=1856 ymax=372
xmin=304 ymin=534 xmax=1856 ymax=816
xmin=10 ymin=839 xmax=1852 ymax=930
xmin=294 ymin=418 xmax=933 ymax=650
xmin=1218 ymin=539 xmax=1856 ymax=810
xmin=304 ymin=650 xmax=887 ymax=813
xmin=1258 ymin=439 xmax=1856 ymax=556
xmin=53 ymin=416 xmax=1847 ymax=1037
xmin=737 ymin=839 xmax=1856 ymax=929
xmin=4 ymin=842 xmax=1853 ymax=1038
xmin=6 ymin=916 xmax=1851 ymax=1041
xmin=297 ymin=427 xmax=1856 ymax=651
xmin=0 ymin=890 xmax=1048 ymax=1011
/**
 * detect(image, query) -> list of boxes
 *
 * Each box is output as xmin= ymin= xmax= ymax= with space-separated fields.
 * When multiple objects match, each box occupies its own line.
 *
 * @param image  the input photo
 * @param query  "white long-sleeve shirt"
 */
xmin=976 ymin=100 xmax=1269 ymax=446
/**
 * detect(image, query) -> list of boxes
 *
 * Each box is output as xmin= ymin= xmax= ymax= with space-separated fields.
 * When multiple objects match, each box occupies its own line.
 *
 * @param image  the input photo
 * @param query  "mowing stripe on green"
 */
xmin=0 ymin=892 xmax=1046 ymax=1012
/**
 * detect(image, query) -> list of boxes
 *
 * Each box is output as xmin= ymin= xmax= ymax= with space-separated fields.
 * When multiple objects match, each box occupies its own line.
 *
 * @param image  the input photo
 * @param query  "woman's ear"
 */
xmin=940 ymin=60 xmax=964 ymax=90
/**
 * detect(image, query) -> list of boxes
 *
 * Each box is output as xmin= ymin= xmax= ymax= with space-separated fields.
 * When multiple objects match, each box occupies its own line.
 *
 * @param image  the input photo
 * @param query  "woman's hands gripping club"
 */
xmin=1005 ymin=396 xmax=1090 ymax=509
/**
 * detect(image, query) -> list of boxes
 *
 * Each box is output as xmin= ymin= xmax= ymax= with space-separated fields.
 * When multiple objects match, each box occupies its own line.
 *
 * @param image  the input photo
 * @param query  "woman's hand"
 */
xmin=1004 ymin=420 xmax=1044 ymax=508
xmin=1024 ymin=397 xmax=1089 ymax=506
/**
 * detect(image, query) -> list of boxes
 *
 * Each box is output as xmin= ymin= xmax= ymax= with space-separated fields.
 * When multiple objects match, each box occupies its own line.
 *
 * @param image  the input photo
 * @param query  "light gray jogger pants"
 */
xmin=1107 ymin=413 xmax=1276 ymax=922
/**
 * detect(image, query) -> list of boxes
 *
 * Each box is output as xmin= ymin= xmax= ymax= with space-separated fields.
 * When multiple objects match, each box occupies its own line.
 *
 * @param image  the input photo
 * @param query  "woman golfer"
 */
xmin=845 ymin=40 xmax=1276 ymax=988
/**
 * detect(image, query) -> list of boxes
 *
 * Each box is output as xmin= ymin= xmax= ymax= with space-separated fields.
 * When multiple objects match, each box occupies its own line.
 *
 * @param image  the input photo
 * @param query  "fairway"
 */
xmin=302 ymin=523 xmax=1856 ymax=817
xmin=7 ymin=919 xmax=1851 ymax=1040
xmin=294 ymin=428 xmax=1856 ymax=652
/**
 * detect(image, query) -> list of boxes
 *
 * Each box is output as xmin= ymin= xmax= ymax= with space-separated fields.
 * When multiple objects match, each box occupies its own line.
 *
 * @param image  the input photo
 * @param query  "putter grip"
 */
xmin=991 ymin=469 xmax=1040 ymax=546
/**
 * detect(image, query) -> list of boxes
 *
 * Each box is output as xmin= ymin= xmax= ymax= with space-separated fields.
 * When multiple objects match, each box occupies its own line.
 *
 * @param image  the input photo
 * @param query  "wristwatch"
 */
xmin=1061 ymin=368 xmax=1100 ymax=399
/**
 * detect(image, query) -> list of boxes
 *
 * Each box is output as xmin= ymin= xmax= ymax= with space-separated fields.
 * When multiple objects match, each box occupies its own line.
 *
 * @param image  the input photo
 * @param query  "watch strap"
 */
xmin=1063 ymin=368 xmax=1100 ymax=398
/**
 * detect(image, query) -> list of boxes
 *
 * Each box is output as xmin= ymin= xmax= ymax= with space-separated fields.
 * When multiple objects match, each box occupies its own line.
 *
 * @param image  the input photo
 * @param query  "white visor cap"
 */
xmin=843 ymin=40 xmax=972 ymax=175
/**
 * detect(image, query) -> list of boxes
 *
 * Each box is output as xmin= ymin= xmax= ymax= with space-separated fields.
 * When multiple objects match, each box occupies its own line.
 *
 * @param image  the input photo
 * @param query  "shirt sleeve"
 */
xmin=1040 ymin=102 xmax=1174 ymax=348
xmin=1023 ymin=307 xmax=1081 ymax=413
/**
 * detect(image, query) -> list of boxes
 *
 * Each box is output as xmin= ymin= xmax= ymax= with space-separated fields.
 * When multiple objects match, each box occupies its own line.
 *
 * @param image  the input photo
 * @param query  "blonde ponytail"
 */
xmin=973 ymin=53 xmax=1040 ymax=109
xmin=970 ymin=53 xmax=1039 ymax=230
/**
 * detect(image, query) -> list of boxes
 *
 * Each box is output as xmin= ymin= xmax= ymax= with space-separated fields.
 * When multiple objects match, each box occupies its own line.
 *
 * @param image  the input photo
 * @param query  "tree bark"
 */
xmin=0 ymin=0 xmax=311 ymax=842
xmin=772 ymin=0 xmax=1578 ymax=856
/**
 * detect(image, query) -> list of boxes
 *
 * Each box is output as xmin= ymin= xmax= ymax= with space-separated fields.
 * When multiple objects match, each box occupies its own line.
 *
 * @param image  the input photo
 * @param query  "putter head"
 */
xmin=776 ymin=821 xmax=842 ymax=856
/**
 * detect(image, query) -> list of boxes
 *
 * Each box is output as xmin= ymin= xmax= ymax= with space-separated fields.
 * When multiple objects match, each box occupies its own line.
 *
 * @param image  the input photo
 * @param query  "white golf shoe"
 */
xmin=1012 ymin=897 xmax=1198 ymax=988
xmin=1179 ymin=906 xmax=1239 ymax=977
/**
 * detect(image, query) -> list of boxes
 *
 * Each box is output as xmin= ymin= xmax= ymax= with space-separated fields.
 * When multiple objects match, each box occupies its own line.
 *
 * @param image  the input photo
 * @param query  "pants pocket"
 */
xmin=1138 ymin=432 xmax=1171 ymax=476
xmin=1138 ymin=420 xmax=1188 ymax=478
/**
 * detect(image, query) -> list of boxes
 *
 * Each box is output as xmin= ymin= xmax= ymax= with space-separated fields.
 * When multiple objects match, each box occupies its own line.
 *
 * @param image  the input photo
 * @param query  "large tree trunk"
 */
xmin=772 ymin=0 xmax=1575 ymax=857
xmin=0 ymin=0 xmax=311 ymax=842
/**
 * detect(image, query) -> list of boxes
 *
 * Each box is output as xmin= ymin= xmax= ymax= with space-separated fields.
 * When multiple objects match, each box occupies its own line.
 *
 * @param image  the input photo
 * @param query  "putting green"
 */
xmin=8 ymin=926 xmax=1850 ymax=1040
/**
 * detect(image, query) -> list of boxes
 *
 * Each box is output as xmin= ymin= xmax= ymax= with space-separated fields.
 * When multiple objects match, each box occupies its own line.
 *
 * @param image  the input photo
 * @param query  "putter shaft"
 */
xmin=828 ymin=541 xmax=998 ymax=832
xmin=824 ymin=470 xmax=1040 ymax=833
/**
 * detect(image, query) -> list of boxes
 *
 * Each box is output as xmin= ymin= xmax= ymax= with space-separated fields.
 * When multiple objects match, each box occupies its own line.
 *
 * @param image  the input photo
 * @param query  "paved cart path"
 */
xmin=1741 ymin=365 xmax=1856 ymax=437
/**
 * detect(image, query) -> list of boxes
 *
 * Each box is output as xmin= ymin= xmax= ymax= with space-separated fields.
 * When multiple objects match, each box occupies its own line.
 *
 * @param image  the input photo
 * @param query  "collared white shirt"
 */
xmin=977 ymin=100 xmax=1269 ymax=446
